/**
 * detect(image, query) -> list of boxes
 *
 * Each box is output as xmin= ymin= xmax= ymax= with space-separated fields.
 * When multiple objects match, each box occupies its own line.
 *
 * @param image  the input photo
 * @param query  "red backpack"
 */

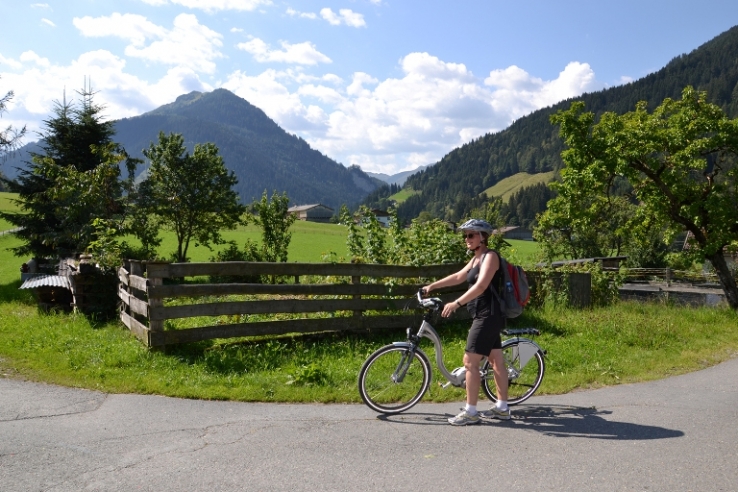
xmin=482 ymin=250 xmax=530 ymax=318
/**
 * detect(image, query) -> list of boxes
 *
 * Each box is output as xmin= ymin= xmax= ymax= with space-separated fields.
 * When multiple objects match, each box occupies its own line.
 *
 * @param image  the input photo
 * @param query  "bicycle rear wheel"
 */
xmin=358 ymin=345 xmax=431 ymax=414
xmin=482 ymin=339 xmax=545 ymax=405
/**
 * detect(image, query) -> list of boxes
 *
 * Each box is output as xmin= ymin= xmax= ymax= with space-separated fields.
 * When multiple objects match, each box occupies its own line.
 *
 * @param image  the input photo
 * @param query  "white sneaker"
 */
xmin=447 ymin=409 xmax=481 ymax=426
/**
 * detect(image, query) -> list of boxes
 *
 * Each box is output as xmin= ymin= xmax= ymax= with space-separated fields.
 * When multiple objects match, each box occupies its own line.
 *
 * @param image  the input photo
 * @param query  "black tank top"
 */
xmin=466 ymin=250 xmax=503 ymax=318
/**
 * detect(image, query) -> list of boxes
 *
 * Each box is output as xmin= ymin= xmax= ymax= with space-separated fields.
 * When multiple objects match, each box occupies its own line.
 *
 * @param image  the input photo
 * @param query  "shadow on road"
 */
xmin=377 ymin=404 xmax=684 ymax=441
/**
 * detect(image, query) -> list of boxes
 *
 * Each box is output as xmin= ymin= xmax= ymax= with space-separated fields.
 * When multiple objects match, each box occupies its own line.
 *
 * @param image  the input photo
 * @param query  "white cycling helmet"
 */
xmin=459 ymin=218 xmax=494 ymax=235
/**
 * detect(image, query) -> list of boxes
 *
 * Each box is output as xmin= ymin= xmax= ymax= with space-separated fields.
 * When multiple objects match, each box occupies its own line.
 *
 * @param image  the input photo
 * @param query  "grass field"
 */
xmin=482 ymin=171 xmax=556 ymax=201
xmin=151 ymin=220 xmax=351 ymax=263
xmin=388 ymin=187 xmax=418 ymax=204
xmin=0 ymin=192 xmax=20 ymax=232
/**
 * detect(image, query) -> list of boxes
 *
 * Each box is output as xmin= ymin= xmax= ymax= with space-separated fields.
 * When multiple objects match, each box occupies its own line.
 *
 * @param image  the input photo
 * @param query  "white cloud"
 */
xmin=231 ymin=27 xmax=244 ymax=32
xmin=237 ymin=38 xmax=331 ymax=65
xmin=484 ymin=62 xmax=599 ymax=119
xmin=225 ymin=52 xmax=601 ymax=174
xmin=30 ymin=3 xmax=51 ymax=9
xmin=0 ymin=54 xmax=23 ymax=70
xmin=286 ymin=8 xmax=317 ymax=19
xmin=74 ymin=13 xmax=223 ymax=73
xmin=19 ymin=51 xmax=50 ymax=67
xmin=0 ymin=50 xmax=212 ymax=136
xmin=320 ymin=8 xmax=366 ymax=27
xmin=41 ymin=18 xmax=55 ymax=27
xmin=141 ymin=0 xmax=272 ymax=12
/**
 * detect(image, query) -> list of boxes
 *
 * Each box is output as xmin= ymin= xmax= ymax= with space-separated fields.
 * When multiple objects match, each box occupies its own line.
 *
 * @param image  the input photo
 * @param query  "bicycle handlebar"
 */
xmin=417 ymin=288 xmax=443 ymax=310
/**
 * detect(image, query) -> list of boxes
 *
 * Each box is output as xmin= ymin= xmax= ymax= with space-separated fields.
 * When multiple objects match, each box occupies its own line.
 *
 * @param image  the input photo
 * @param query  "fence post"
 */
xmin=145 ymin=261 xmax=168 ymax=348
xmin=352 ymin=275 xmax=362 ymax=322
xmin=665 ymin=267 xmax=671 ymax=287
xmin=568 ymin=273 xmax=592 ymax=308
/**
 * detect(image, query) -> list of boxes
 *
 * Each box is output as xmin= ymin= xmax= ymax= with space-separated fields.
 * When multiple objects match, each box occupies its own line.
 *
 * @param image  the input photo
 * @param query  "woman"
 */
xmin=423 ymin=219 xmax=510 ymax=425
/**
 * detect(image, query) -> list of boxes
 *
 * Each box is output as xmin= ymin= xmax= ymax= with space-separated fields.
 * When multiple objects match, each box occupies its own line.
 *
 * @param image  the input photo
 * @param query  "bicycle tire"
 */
xmin=358 ymin=344 xmax=431 ymax=414
xmin=481 ymin=339 xmax=545 ymax=405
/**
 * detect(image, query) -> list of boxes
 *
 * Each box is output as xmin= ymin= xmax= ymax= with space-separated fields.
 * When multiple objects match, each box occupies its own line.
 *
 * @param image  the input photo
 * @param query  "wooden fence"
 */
xmin=118 ymin=260 xmax=467 ymax=348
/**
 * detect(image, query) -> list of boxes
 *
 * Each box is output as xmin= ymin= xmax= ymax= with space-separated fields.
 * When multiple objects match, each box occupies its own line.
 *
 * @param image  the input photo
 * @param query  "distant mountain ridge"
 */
xmin=401 ymin=24 xmax=738 ymax=220
xmin=4 ymin=89 xmax=381 ymax=210
xmin=365 ymin=165 xmax=428 ymax=186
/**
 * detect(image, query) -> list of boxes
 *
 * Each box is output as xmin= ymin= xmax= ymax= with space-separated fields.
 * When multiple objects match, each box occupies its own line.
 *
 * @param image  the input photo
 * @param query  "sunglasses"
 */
xmin=462 ymin=232 xmax=477 ymax=239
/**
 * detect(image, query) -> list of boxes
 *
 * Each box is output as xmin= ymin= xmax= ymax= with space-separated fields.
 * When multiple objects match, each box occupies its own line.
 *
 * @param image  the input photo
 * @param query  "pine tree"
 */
xmin=1 ymin=88 xmax=137 ymax=258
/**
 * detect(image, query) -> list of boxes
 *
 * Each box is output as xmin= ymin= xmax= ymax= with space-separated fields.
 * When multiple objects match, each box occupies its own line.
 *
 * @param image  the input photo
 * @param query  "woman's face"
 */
xmin=462 ymin=231 xmax=481 ymax=250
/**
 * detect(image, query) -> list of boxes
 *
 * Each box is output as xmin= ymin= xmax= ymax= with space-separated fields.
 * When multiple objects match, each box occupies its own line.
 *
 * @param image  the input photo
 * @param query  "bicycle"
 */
xmin=358 ymin=290 xmax=546 ymax=415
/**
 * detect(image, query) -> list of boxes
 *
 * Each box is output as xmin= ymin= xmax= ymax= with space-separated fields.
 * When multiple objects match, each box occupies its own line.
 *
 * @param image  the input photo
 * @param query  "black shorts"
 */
xmin=465 ymin=314 xmax=504 ymax=356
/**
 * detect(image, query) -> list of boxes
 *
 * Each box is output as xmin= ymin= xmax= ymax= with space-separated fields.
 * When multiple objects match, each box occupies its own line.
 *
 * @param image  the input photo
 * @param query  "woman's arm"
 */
xmin=440 ymin=251 xmax=499 ymax=318
xmin=424 ymin=257 xmax=474 ymax=293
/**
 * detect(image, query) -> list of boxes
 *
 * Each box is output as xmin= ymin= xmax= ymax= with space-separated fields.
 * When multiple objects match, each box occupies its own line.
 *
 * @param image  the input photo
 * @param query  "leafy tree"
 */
xmin=535 ymin=194 xmax=636 ymax=260
xmin=251 ymin=190 xmax=296 ymax=263
xmin=1 ymin=89 xmax=136 ymax=258
xmin=0 ymin=77 xmax=26 ymax=162
xmin=140 ymin=132 xmax=245 ymax=263
xmin=549 ymin=87 xmax=738 ymax=309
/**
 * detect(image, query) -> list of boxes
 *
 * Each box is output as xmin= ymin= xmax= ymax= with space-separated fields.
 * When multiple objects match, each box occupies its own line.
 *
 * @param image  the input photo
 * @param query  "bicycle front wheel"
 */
xmin=358 ymin=345 xmax=431 ymax=414
xmin=482 ymin=339 xmax=545 ymax=405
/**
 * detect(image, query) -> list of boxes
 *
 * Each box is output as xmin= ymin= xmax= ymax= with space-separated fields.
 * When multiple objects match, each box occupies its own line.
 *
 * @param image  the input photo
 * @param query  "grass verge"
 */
xmin=1 ymin=294 xmax=736 ymax=403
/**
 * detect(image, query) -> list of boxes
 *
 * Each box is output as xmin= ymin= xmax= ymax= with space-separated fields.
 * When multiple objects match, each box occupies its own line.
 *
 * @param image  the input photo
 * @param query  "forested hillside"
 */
xmin=400 ymin=24 xmax=738 ymax=222
xmin=5 ymin=89 xmax=382 ymax=210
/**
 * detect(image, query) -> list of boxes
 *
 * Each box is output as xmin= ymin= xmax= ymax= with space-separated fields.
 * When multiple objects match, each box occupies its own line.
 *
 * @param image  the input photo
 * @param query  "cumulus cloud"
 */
xmin=223 ymin=52 xmax=601 ymax=174
xmin=286 ymin=8 xmax=317 ymax=19
xmin=74 ymin=13 xmax=223 ymax=73
xmin=20 ymin=51 xmax=50 ymax=67
xmin=0 ymin=49 xmax=212 ymax=135
xmin=141 ymin=0 xmax=272 ymax=11
xmin=484 ymin=62 xmax=599 ymax=120
xmin=237 ymin=38 xmax=331 ymax=65
xmin=320 ymin=8 xmax=366 ymax=27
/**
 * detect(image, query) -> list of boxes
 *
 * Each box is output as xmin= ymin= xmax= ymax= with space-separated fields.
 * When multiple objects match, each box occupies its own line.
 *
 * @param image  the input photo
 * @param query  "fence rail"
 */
xmin=118 ymin=260 xmax=467 ymax=348
xmin=620 ymin=267 xmax=720 ymax=285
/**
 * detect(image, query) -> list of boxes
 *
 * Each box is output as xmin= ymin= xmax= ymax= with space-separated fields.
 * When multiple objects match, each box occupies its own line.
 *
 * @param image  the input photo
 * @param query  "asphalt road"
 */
xmin=1 ymin=357 xmax=737 ymax=492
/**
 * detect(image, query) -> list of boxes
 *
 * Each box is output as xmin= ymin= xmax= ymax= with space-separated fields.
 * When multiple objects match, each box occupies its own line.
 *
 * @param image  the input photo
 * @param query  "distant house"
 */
xmin=493 ymin=226 xmax=534 ymax=241
xmin=370 ymin=209 xmax=391 ymax=227
xmin=288 ymin=204 xmax=334 ymax=223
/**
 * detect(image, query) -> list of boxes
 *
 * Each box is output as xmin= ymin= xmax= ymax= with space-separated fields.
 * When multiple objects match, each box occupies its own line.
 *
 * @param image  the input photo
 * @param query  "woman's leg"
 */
xmin=489 ymin=348 xmax=508 ymax=402
xmin=463 ymin=352 xmax=484 ymax=406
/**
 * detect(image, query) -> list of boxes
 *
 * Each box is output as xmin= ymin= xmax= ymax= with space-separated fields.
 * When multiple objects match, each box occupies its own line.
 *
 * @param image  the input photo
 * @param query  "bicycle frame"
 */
xmin=391 ymin=318 xmax=468 ymax=387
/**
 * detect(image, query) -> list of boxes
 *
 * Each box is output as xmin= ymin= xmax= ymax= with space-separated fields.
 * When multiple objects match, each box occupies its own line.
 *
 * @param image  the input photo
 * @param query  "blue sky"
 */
xmin=1 ymin=1 xmax=737 ymax=175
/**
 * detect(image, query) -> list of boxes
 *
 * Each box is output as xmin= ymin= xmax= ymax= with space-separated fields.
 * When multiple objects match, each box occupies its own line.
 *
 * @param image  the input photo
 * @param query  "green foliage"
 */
xmin=209 ymin=240 xmax=263 ymax=283
xmin=550 ymin=87 xmax=738 ymax=308
xmin=1 ymin=89 xmax=137 ymax=259
xmin=139 ymin=132 xmax=246 ymax=263
xmin=535 ymin=193 xmax=636 ymax=261
xmin=342 ymin=208 xmax=468 ymax=266
xmin=530 ymin=263 xmax=625 ymax=309
xmin=251 ymin=190 xmax=296 ymax=263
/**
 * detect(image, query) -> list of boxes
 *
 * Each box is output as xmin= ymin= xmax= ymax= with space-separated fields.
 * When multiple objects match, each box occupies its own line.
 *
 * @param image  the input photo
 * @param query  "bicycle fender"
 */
xmin=502 ymin=337 xmax=544 ymax=368
xmin=391 ymin=342 xmax=415 ymax=350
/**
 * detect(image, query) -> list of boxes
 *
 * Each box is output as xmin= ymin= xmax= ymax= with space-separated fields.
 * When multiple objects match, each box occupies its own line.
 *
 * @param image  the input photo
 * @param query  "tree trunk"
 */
xmin=707 ymin=251 xmax=738 ymax=310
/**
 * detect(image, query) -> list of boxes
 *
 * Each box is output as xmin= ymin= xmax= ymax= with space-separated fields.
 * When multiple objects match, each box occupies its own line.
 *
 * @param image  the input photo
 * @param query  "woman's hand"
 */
xmin=441 ymin=300 xmax=461 ymax=318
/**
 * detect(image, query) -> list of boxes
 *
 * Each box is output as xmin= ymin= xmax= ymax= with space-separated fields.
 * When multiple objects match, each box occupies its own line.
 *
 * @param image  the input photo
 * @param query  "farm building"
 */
xmin=370 ymin=209 xmax=391 ymax=227
xmin=493 ymin=226 xmax=534 ymax=241
xmin=288 ymin=204 xmax=334 ymax=223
